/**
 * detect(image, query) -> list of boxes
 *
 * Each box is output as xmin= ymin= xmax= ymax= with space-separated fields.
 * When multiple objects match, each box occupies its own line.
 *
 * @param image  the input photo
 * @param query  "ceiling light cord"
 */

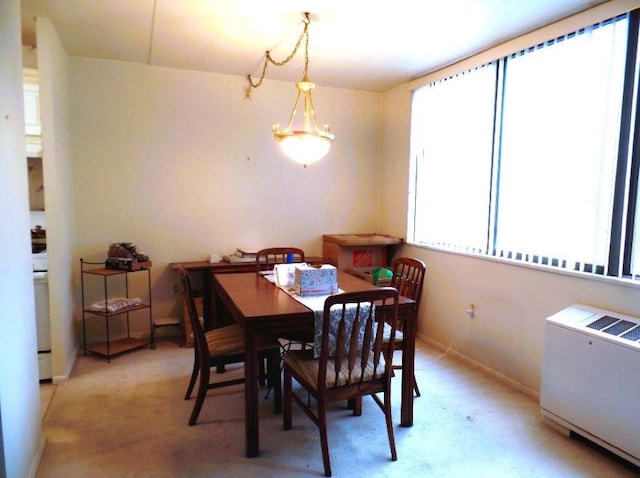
xmin=245 ymin=12 xmax=310 ymax=96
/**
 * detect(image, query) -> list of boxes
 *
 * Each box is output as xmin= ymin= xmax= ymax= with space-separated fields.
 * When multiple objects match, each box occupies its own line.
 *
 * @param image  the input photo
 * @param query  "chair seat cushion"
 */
xmin=205 ymin=324 xmax=280 ymax=358
xmin=382 ymin=322 xmax=403 ymax=343
xmin=205 ymin=325 xmax=245 ymax=358
xmin=284 ymin=349 xmax=387 ymax=389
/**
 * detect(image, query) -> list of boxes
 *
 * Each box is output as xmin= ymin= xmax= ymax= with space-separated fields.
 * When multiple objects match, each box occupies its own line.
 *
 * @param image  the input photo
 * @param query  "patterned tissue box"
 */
xmin=294 ymin=264 xmax=338 ymax=296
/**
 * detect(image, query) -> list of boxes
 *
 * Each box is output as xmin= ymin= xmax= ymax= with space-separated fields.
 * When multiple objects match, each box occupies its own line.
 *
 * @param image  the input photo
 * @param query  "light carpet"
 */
xmin=37 ymin=339 xmax=638 ymax=477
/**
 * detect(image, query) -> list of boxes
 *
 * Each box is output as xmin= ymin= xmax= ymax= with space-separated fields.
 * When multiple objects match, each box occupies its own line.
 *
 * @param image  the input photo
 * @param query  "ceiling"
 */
xmin=21 ymin=0 xmax=608 ymax=92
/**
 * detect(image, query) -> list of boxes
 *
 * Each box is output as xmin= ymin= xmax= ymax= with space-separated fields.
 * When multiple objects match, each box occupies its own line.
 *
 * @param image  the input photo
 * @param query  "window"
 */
xmin=409 ymin=12 xmax=640 ymax=280
xmin=410 ymin=64 xmax=496 ymax=252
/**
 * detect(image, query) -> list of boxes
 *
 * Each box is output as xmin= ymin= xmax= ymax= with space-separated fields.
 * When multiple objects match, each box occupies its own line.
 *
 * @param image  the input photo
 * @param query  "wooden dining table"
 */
xmin=213 ymin=270 xmax=417 ymax=458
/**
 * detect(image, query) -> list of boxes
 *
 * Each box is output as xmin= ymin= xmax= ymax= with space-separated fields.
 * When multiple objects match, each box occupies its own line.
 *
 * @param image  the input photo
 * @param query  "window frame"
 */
xmin=407 ymin=10 xmax=640 ymax=284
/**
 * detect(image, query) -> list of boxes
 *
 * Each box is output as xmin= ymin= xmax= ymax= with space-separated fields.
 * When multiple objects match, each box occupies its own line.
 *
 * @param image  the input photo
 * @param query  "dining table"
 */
xmin=213 ymin=270 xmax=417 ymax=458
xmin=170 ymin=256 xmax=322 ymax=330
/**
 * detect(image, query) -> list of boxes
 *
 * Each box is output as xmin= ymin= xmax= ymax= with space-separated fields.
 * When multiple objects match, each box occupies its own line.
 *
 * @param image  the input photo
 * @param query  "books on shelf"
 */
xmin=235 ymin=247 xmax=257 ymax=257
xmin=222 ymin=247 xmax=270 ymax=264
xmin=223 ymin=253 xmax=257 ymax=263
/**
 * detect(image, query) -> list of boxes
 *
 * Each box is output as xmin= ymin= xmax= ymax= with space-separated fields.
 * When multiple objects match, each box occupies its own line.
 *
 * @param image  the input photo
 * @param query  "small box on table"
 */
xmin=294 ymin=264 xmax=338 ymax=296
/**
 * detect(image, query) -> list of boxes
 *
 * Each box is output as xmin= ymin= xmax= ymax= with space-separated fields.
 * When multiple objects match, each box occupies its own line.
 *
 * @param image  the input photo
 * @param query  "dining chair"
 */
xmin=385 ymin=256 xmax=426 ymax=397
xmin=283 ymin=288 xmax=400 ymax=477
xmin=255 ymin=247 xmax=305 ymax=272
xmin=178 ymin=266 xmax=282 ymax=426
xmin=256 ymin=247 xmax=309 ymax=365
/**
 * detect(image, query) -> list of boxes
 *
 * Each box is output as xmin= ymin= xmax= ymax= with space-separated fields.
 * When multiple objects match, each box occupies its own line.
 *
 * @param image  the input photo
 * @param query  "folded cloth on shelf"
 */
xmin=89 ymin=297 xmax=142 ymax=313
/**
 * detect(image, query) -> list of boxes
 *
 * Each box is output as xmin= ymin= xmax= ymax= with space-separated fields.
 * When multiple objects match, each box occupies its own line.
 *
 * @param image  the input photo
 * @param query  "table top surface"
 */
xmin=214 ymin=271 xmax=413 ymax=322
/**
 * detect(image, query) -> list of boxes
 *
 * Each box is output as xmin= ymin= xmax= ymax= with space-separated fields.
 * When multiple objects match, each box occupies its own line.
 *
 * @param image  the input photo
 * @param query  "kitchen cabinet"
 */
xmin=23 ymin=68 xmax=41 ymax=137
xmin=80 ymin=259 xmax=152 ymax=362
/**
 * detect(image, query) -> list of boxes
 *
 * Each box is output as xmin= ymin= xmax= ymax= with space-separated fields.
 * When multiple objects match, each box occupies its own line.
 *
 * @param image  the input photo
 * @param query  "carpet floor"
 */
xmin=37 ymin=339 xmax=638 ymax=477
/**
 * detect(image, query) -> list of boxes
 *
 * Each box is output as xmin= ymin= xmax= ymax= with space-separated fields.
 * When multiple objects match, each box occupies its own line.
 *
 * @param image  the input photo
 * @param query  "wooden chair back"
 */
xmin=177 ymin=266 xmax=207 ymax=363
xmin=255 ymin=247 xmax=305 ymax=272
xmin=317 ymin=288 xmax=399 ymax=392
xmin=390 ymin=257 xmax=425 ymax=310
xmin=387 ymin=257 xmax=425 ymax=397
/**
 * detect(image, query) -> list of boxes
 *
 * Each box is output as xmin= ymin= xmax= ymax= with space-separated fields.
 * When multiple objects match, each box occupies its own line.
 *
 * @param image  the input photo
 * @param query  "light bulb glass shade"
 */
xmin=247 ymin=14 xmax=334 ymax=166
xmin=274 ymin=131 xmax=333 ymax=166
xmin=273 ymin=79 xmax=334 ymax=166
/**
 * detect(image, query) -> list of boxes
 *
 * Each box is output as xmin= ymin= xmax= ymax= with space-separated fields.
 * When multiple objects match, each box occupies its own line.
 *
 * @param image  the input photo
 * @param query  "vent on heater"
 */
xmin=587 ymin=315 xmax=640 ymax=344
xmin=622 ymin=327 xmax=640 ymax=341
xmin=587 ymin=316 xmax=618 ymax=330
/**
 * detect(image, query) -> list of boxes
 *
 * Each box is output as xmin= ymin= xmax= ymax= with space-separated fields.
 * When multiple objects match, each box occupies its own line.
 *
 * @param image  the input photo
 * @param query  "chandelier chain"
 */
xmin=244 ymin=11 xmax=333 ymax=166
xmin=246 ymin=13 xmax=310 ymax=91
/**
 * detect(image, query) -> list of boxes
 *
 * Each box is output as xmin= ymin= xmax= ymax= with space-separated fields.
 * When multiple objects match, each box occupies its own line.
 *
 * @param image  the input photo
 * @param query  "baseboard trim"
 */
xmin=417 ymin=332 xmax=539 ymax=401
xmin=52 ymin=343 xmax=79 ymax=383
xmin=28 ymin=435 xmax=46 ymax=478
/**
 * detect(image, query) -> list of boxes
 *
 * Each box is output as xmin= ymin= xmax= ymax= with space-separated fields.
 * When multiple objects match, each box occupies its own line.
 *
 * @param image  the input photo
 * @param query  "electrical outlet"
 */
xmin=171 ymin=281 xmax=180 ymax=296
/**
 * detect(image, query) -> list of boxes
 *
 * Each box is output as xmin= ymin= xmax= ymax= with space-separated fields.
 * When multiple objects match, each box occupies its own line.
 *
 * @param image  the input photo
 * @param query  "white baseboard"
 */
xmin=28 ymin=435 xmax=47 ymax=478
xmin=52 ymin=343 xmax=79 ymax=383
xmin=417 ymin=332 xmax=539 ymax=401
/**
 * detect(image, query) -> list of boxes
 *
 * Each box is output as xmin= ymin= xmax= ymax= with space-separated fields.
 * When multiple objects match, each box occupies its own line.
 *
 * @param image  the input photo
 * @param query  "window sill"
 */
xmin=405 ymin=241 xmax=640 ymax=291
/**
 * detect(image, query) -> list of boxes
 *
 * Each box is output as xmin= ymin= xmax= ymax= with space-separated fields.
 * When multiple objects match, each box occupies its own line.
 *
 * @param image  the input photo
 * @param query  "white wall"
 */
xmin=380 ymin=0 xmax=640 ymax=397
xmin=37 ymin=17 xmax=77 ymax=382
xmin=68 ymin=57 xmax=383 ymax=338
xmin=0 ymin=1 xmax=44 ymax=477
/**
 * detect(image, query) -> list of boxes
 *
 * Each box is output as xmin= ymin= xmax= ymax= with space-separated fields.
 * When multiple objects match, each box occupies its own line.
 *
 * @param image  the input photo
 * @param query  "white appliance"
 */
xmin=33 ymin=252 xmax=52 ymax=381
xmin=540 ymin=304 xmax=640 ymax=467
xmin=32 ymin=250 xmax=48 ymax=271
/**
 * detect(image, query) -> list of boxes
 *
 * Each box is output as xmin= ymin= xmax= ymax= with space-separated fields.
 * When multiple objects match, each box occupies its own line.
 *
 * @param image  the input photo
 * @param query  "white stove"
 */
xmin=32 ymin=250 xmax=47 ymax=272
xmin=32 ymin=251 xmax=51 ymax=380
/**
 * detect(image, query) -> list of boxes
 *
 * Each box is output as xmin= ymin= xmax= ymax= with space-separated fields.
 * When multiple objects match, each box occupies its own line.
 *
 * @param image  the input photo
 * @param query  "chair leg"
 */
xmin=271 ymin=351 xmax=282 ymax=414
xmin=283 ymin=367 xmax=292 ymax=430
xmin=184 ymin=349 xmax=199 ymax=400
xmin=317 ymin=398 xmax=332 ymax=477
xmin=351 ymin=397 xmax=362 ymax=416
xmin=151 ymin=325 xmax=156 ymax=349
xmin=384 ymin=390 xmax=398 ymax=461
xmin=188 ymin=359 xmax=209 ymax=426
xmin=258 ymin=358 xmax=265 ymax=386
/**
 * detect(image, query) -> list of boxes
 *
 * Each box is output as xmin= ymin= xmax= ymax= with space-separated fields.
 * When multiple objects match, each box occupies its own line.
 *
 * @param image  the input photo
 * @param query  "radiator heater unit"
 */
xmin=540 ymin=304 xmax=640 ymax=467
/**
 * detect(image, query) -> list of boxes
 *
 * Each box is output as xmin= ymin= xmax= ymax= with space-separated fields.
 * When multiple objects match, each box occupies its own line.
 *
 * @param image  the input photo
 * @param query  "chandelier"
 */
xmin=246 ymin=12 xmax=334 ymax=167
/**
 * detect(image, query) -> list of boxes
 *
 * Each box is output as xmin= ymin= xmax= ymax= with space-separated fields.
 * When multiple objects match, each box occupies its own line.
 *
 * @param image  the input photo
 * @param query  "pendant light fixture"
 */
xmin=246 ymin=12 xmax=334 ymax=167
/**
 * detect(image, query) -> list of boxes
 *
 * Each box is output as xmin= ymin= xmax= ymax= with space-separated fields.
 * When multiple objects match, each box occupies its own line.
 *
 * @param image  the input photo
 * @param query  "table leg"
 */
xmin=202 ymin=271 xmax=213 ymax=330
xmin=400 ymin=309 xmax=415 ymax=427
xmin=244 ymin=329 xmax=260 ymax=457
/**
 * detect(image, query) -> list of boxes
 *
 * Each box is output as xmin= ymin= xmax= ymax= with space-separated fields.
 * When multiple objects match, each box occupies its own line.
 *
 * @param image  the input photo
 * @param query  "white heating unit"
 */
xmin=540 ymin=304 xmax=640 ymax=467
